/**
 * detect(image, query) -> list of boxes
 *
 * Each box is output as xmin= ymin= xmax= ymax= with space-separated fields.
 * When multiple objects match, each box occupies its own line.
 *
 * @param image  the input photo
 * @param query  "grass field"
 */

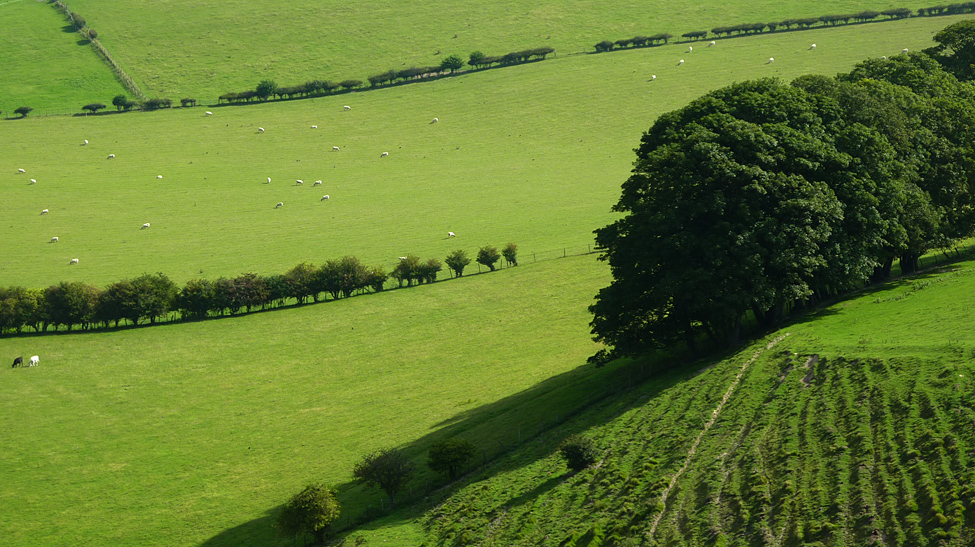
xmin=410 ymin=258 xmax=975 ymax=547
xmin=0 ymin=0 xmax=126 ymax=114
xmin=3 ymin=15 xmax=968 ymax=290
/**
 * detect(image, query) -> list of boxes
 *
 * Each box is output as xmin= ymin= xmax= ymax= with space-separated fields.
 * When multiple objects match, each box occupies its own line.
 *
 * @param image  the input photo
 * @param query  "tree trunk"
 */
xmin=899 ymin=253 xmax=919 ymax=275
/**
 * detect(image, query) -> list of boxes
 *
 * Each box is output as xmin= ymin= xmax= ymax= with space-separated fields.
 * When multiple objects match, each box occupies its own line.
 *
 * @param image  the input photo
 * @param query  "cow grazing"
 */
xmin=28 ymin=356 xmax=38 ymax=367
xmin=12 ymin=356 xmax=22 ymax=368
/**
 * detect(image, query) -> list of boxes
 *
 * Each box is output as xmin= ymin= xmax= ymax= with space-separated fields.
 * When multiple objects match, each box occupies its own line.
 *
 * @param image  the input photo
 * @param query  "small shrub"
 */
xmin=476 ymin=245 xmax=501 ymax=271
xmin=559 ymin=434 xmax=599 ymax=471
xmin=14 ymin=106 xmax=32 ymax=118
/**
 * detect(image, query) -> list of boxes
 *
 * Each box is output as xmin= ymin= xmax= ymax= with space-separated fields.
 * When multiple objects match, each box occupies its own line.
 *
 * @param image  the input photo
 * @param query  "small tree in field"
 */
xmin=445 ymin=250 xmax=471 ymax=277
xmin=477 ymin=245 xmax=501 ymax=271
xmin=112 ymin=95 xmax=129 ymax=112
xmin=14 ymin=106 xmax=32 ymax=118
xmin=559 ymin=435 xmax=599 ymax=471
xmin=502 ymin=242 xmax=518 ymax=266
xmin=256 ymin=79 xmax=278 ymax=101
xmin=352 ymin=448 xmax=415 ymax=506
xmin=428 ymin=438 xmax=477 ymax=480
xmin=469 ymin=51 xmax=486 ymax=68
xmin=82 ymin=103 xmax=106 ymax=114
xmin=440 ymin=54 xmax=465 ymax=73
xmin=277 ymin=483 xmax=340 ymax=545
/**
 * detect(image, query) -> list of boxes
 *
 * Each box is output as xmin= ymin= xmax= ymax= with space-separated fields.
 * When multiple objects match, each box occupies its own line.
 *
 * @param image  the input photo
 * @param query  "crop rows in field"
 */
xmin=419 ymin=342 xmax=975 ymax=547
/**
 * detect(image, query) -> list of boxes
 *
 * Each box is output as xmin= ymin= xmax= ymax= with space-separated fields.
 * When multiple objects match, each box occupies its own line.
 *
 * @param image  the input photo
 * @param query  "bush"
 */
xmin=502 ymin=242 xmax=518 ymax=266
xmin=14 ymin=106 xmax=32 ymax=118
xmin=87 ymin=28 xmax=97 ymax=39
xmin=559 ymin=435 xmax=599 ymax=471
xmin=82 ymin=103 xmax=106 ymax=114
xmin=180 ymin=98 xmax=196 ymax=107
xmin=256 ymin=79 xmax=277 ymax=101
xmin=476 ymin=246 xmax=501 ymax=271
xmin=428 ymin=438 xmax=477 ymax=479
xmin=445 ymin=250 xmax=471 ymax=277
xmin=595 ymin=40 xmax=614 ymax=52
xmin=440 ymin=54 xmax=465 ymax=73
xmin=277 ymin=483 xmax=340 ymax=545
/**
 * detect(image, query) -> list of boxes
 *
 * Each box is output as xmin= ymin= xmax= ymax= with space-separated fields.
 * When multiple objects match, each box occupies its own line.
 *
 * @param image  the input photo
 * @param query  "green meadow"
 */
xmin=1 ymin=7 xmax=974 ymax=547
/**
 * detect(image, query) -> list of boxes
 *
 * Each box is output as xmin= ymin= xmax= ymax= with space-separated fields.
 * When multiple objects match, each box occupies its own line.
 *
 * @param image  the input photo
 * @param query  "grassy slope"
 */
xmin=68 ymin=0 xmax=935 ymax=102
xmin=0 ymin=0 xmax=126 ymax=114
xmin=0 ymin=254 xmax=610 ymax=547
xmin=2 ymin=15 xmax=965 ymax=290
xmin=412 ymin=260 xmax=975 ymax=547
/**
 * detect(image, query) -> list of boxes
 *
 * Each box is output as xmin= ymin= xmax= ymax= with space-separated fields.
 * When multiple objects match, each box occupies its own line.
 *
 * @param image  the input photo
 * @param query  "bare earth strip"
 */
xmin=647 ymin=333 xmax=791 ymax=540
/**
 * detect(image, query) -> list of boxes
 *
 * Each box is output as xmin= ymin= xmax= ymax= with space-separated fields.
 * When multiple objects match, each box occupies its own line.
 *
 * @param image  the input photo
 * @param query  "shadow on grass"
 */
xmin=198 ymin=507 xmax=282 ymax=547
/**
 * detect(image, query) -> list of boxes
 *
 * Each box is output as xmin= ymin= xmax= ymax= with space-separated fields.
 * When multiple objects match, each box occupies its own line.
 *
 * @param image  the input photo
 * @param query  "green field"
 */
xmin=2 ymin=7 xmax=975 ymax=547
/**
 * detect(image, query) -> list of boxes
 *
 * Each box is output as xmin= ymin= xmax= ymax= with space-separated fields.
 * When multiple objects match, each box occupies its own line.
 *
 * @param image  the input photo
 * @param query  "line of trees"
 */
xmin=0 ymin=245 xmax=517 ymax=335
xmin=591 ymin=25 xmax=975 ymax=357
xmin=593 ymin=4 xmax=975 ymax=52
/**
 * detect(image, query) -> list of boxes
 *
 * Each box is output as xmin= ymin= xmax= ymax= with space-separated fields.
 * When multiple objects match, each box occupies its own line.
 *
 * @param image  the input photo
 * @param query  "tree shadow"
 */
xmin=61 ymin=24 xmax=77 ymax=33
xmin=198 ymin=506 xmax=282 ymax=547
xmin=76 ymin=38 xmax=91 ymax=46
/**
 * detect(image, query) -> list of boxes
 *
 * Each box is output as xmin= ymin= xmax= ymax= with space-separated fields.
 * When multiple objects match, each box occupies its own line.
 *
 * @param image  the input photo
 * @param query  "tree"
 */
xmin=176 ymin=279 xmax=214 ymax=320
xmin=445 ymin=250 xmax=471 ymax=277
xmin=468 ymin=51 xmax=486 ymax=67
xmin=352 ymin=448 xmax=415 ymax=505
xmin=559 ymin=435 xmax=599 ymax=471
xmin=112 ymin=95 xmax=130 ymax=112
xmin=339 ymin=79 xmax=363 ymax=90
xmin=502 ymin=242 xmax=518 ymax=266
xmin=87 ymin=28 xmax=97 ymax=39
xmin=391 ymin=255 xmax=422 ymax=287
xmin=428 ymin=438 xmax=477 ymax=480
xmin=476 ymin=245 xmax=501 ymax=272
xmin=256 ymin=79 xmax=278 ymax=101
xmin=277 ymin=483 xmax=340 ymax=545
xmin=43 ymin=281 xmax=99 ymax=331
xmin=926 ymin=20 xmax=975 ymax=80
xmin=180 ymin=98 xmax=196 ymax=107
xmin=14 ymin=106 xmax=32 ymax=118
xmin=82 ymin=103 xmax=106 ymax=114
xmin=440 ymin=54 xmax=464 ymax=73
xmin=285 ymin=262 xmax=318 ymax=303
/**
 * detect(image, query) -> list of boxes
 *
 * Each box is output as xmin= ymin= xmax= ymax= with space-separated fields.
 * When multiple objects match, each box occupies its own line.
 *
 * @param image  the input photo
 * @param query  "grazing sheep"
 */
xmin=258 ymin=127 xmax=265 ymax=133
xmin=398 ymin=256 xmax=407 ymax=260
xmin=205 ymin=111 xmax=213 ymax=116
xmin=275 ymin=202 xmax=284 ymax=208
xmin=882 ymin=55 xmax=888 ymax=60
xmin=30 ymin=179 xmax=36 ymax=184
xmin=688 ymin=46 xmax=693 ymax=52
xmin=381 ymin=152 xmax=389 ymax=157
xmin=810 ymin=44 xmax=816 ymax=49
xmin=448 ymin=231 xmax=456 ymax=238
xmin=17 ymin=168 xmax=25 ymax=173
xmin=157 ymin=175 xmax=163 ymax=179
xmin=83 ymin=139 xmax=88 ymax=145
xmin=28 ymin=355 xmax=38 ymax=367
xmin=344 ymin=105 xmax=351 ymax=110
xmin=108 ymin=154 xmax=115 ymax=159
xmin=266 ymin=177 xmax=271 ymax=184
xmin=313 ymin=180 xmax=322 ymax=186
xmin=678 ymin=59 xmax=684 ymax=65
xmin=69 ymin=258 xmax=79 ymax=264
xmin=321 ymin=195 xmax=330 ymax=201
xmin=51 ymin=237 xmax=58 ymax=243
xmin=902 ymin=48 xmax=909 ymax=53
xmin=708 ymin=41 xmax=716 ymax=47
xmin=142 ymin=223 xmax=150 ymax=229
xmin=651 ymin=75 xmax=657 ymax=80
xmin=12 ymin=356 xmax=22 ymax=368
xmin=41 ymin=209 xmax=48 ymax=215
xmin=311 ymin=125 xmax=318 ymax=129
xmin=431 ymin=117 xmax=439 ymax=123
xmin=332 ymin=146 xmax=340 ymax=151
xmin=768 ymin=57 xmax=774 ymax=63
xmin=296 ymin=179 xmax=304 ymax=185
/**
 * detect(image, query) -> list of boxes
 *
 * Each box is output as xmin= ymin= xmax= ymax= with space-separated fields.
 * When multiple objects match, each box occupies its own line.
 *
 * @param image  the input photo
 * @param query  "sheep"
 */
xmin=902 ymin=48 xmax=909 ymax=53
xmin=708 ymin=40 xmax=716 ymax=47
xmin=344 ymin=105 xmax=351 ymax=110
xmin=381 ymin=152 xmax=389 ymax=157
xmin=332 ymin=146 xmax=340 ymax=151
xmin=296 ymin=179 xmax=304 ymax=185
xmin=431 ymin=117 xmax=439 ymax=123
xmin=398 ymin=256 xmax=407 ymax=260
xmin=69 ymin=258 xmax=79 ymax=264
xmin=12 ymin=356 xmax=22 ymax=368
xmin=17 ymin=168 xmax=25 ymax=173
xmin=688 ymin=46 xmax=693 ymax=52
xmin=810 ymin=43 xmax=816 ymax=49
xmin=51 ymin=237 xmax=59 ymax=243
xmin=30 ymin=179 xmax=36 ymax=184
xmin=41 ymin=209 xmax=48 ymax=215
xmin=678 ymin=59 xmax=684 ymax=65
xmin=142 ymin=223 xmax=150 ymax=229
xmin=28 ymin=355 xmax=38 ymax=367
xmin=258 ymin=127 xmax=265 ymax=133
xmin=83 ymin=139 xmax=88 ymax=145
xmin=448 ymin=231 xmax=456 ymax=238
xmin=205 ymin=111 xmax=213 ymax=116
xmin=321 ymin=195 xmax=330 ymax=201
xmin=266 ymin=177 xmax=271 ymax=184
xmin=311 ymin=125 xmax=318 ymax=129
xmin=651 ymin=75 xmax=657 ymax=80
xmin=108 ymin=154 xmax=115 ymax=159
xmin=313 ymin=180 xmax=322 ymax=186
xmin=882 ymin=55 xmax=888 ymax=60
xmin=768 ymin=57 xmax=774 ymax=63
xmin=275 ymin=202 xmax=284 ymax=208
xmin=157 ymin=175 xmax=163 ymax=179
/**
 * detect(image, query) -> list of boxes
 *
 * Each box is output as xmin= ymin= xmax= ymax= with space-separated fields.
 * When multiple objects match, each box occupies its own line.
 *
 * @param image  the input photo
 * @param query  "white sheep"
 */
xmin=258 ymin=127 xmax=265 ymax=133
xmin=83 ymin=139 xmax=88 ymax=145
xmin=51 ymin=236 xmax=59 ymax=243
xmin=344 ymin=105 xmax=351 ymax=110
xmin=882 ymin=56 xmax=888 ymax=60
xmin=157 ymin=175 xmax=163 ymax=179
xmin=678 ymin=59 xmax=684 ymax=65
xmin=142 ymin=223 xmax=150 ymax=229
xmin=398 ymin=256 xmax=407 ymax=260
xmin=311 ymin=125 xmax=318 ymax=129
xmin=431 ymin=117 xmax=439 ymax=123
xmin=108 ymin=154 xmax=115 ymax=159
xmin=41 ymin=209 xmax=49 ymax=215
xmin=810 ymin=44 xmax=816 ymax=49
xmin=28 ymin=356 xmax=38 ymax=367
xmin=651 ymin=75 xmax=657 ymax=80
xmin=205 ymin=111 xmax=213 ymax=116
xmin=296 ymin=179 xmax=304 ymax=185
xmin=30 ymin=179 xmax=36 ymax=184
xmin=321 ymin=195 xmax=330 ymax=201
xmin=448 ymin=231 xmax=456 ymax=237
xmin=708 ymin=41 xmax=716 ymax=47
xmin=69 ymin=258 xmax=79 ymax=265
xmin=17 ymin=168 xmax=25 ymax=173
xmin=688 ymin=46 xmax=693 ymax=52
xmin=381 ymin=152 xmax=389 ymax=157
xmin=266 ymin=177 xmax=271 ymax=184
xmin=332 ymin=146 xmax=340 ymax=151
xmin=313 ymin=180 xmax=322 ymax=186
xmin=902 ymin=48 xmax=909 ymax=53
xmin=768 ymin=57 xmax=774 ymax=63
xmin=275 ymin=202 xmax=284 ymax=208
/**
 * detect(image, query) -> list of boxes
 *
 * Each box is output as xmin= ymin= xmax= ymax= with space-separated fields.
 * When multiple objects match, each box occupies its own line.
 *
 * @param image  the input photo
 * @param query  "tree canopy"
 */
xmin=591 ymin=50 xmax=975 ymax=357
xmin=276 ymin=483 xmax=340 ymax=545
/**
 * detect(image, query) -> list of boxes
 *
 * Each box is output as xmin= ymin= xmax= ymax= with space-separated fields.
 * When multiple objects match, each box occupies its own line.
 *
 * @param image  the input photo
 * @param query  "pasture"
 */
xmin=1 ymin=11 xmax=973 ymax=547
xmin=2 ymin=14 xmax=967 ymax=290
